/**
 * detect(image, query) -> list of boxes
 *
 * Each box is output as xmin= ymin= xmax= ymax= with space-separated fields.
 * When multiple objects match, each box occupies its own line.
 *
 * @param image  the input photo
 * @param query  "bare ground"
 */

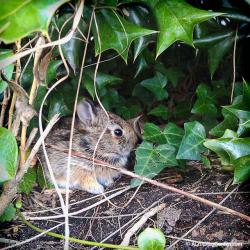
xmin=1 ymin=164 xmax=250 ymax=249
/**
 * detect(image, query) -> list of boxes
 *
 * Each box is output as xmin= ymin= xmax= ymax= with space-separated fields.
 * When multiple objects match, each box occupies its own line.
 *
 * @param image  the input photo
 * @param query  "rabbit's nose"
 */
xmin=137 ymin=137 xmax=143 ymax=144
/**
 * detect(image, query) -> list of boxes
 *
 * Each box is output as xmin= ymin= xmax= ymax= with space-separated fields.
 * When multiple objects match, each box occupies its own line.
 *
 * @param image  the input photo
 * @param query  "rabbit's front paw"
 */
xmin=77 ymin=175 xmax=104 ymax=194
xmin=97 ymin=176 xmax=114 ymax=187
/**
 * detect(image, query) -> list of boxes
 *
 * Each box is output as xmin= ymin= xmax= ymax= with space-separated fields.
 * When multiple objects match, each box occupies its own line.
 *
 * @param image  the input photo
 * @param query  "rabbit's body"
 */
xmin=40 ymin=100 xmax=140 ymax=194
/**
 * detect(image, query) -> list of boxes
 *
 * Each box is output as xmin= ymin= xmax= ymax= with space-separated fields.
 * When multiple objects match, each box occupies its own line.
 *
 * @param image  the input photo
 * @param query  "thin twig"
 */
xmin=23 ymin=186 xmax=130 ymax=220
xmin=120 ymin=203 xmax=166 ymax=246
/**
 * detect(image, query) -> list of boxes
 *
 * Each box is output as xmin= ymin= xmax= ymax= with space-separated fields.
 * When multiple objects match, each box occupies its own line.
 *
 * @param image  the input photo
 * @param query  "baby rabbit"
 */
xmin=40 ymin=99 xmax=141 ymax=194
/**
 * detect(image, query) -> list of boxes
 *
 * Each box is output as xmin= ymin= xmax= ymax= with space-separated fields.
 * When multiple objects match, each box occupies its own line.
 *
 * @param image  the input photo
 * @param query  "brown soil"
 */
xmin=1 ymin=164 xmax=250 ymax=250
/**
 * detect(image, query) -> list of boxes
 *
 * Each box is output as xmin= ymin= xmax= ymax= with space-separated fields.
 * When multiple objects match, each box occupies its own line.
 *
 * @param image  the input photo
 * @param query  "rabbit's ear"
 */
xmin=128 ymin=115 xmax=143 ymax=139
xmin=77 ymin=99 xmax=97 ymax=126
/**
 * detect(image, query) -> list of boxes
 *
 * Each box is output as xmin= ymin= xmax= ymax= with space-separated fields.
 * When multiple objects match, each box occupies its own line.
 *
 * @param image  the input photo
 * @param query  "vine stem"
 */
xmin=17 ymin=211 xmax=139 ymax=250
xmin=46 ymin=144 xmax=250 ymax=223
xmin=230 ymin=27 xmax=238 ymax=103
xmin=8 ymin=40 xmax=21 ymax=130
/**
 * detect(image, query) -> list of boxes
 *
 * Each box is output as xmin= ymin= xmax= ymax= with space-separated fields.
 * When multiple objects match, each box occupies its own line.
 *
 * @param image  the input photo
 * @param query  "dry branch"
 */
xmin=46 ymin=145 xmax=250 ymax=223
xmin=120 ymin=203 xmax=166 ymax=246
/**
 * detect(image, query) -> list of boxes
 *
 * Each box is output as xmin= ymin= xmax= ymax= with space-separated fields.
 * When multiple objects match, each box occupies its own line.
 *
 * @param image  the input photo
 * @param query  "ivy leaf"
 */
xmin=163 ymin=122 xmax=184 ymax=149
xmin=124 ymin=6 xmax=155 ymax=60
xmin=133 ymin=83 xmax=154 ymax=104
xmin=148 ymin=105 xmax=168 ymax=121
xmin=138 ymin=228 xmax=166 ymax=250
xmin=223 ymin=81 xmax=250 ymax=136
xmin=48 ymin=91 xmax=73 ymax=119
xmin=55 ymin=13 xmax=87 ymax=73
xmin=84 ymin=70 xmax=122 ymax=99
xmin=46 ymin=60 xmax=63 ymax=85
xmin=204 ymin=134 xmax=250 ymax=163
xmin=234 ymin=155 xmax=250 ymax=184
xmin=148 ymin=0 xmax=221 ymax=57
xmin=209 ymin=109 xmax=238 ymax=137
xmin=191 ymin=84 xmax=217 ymax=117
xmin=165 ymin=67 xmax=184 ymax=87
xmin=144 ymin=122 xmax=184 ymax=148
xmin=176 ymin=121 xmax=207 ymax=160
xmin=208 ymin=36 xmax=234 ymax=78
xmin=93 ymin=8 xmax=157 ymax=62
xmin=19 ymin=168 xmax=36 ymax=194
xmin=131 ymin=142 xmax=177 ymax=187
xmin=0 ymin=203 xmax=16 ymax=222
xmin=0 ymin=0 xmax=69 ymax=44
xmin=143 ymin=123 xmax=167 ymax=144
xmin=0 ymin=49 xmax=14 ymax=94
xmin=134 ymin=54 xmax=148 ymax=78
xmin=0 ymin=128 xmax=18 ymax=183
xmin=140 ymin=72 xmax=168 ymax=101
xmin=118 ymin=104 xmax=142 ymax=120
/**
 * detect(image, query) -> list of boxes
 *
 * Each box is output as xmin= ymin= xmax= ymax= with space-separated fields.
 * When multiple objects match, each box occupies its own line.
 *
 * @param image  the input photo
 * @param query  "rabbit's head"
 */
xmin=76 ymin=99 xmax=141 ymax=167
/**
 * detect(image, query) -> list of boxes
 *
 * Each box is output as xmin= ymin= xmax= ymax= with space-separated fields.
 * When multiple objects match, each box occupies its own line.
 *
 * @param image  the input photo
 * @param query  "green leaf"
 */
xmin=15 ymin=200 xmax=23 ymax=209
xmin=223 ymin=83 xmax=250 ymax=136
xmin=201 ymin=155 xmax=211 ymax=168
xmin=165 ymin=67 xmax=184 ymax=87
xmin=134 ymin=54 xmax=149 ymax=78
xmin=55 ymin=14 xmax=87 ymax=73
xmin=143 ymin=122 xmax=184 ymax=148
xmin=133 ymin=83 xmax=154 ymax=104
xmin=148 ymin=105 xmax=168 ymax=121
xmin=93 ymin=9 xmax=156 ymax=62
xmin=149 ymin=0 xmax=221 ymax=57
xmin=84 ymin=71 xmax=122 ymax=99
xmin=208 ymin=36 xmax=234 ymax=77
xmin=0 ymin=0 xmax=69 ymax=44
xmin=118 ymin=104 xmax=142 ymax=120
xmin=48 ymin=90 xmax=73 ymax=119
xmin=124 ymin=6 xmax=155 ymax=60
xmin=0 ymin=203 xmax=16 ymax=222
xmin=234 ymin=155 xmax=250 ymax=184
xmin=143 ymin=123 xmax=167 ymax=144
xmin=204 ymin=135 xmax=250 ymax=163
xmin=191 ymin=84 xmax=217 ymax=117
xmin=19 ymin=167 xmax=36 ymax=194
xmin=101 ymin=89 xmax=124 ymax=110
xmin=33 ymin=86 xmax=47 ymax=111
xmin=210 ymin=109 xmax=238 ymax=137
xmin=46 ymin=60 xmax=63 ymax=85
xmin=0 ymin=127 xmax=18 ymax=183
xmin=163 ymin=122 xmax=184 ymax=149
xmin=131 ymin=142 xmax=177 ymax=187
xmin=176 ymin=121 xmax=207 ymax=160
xmin=140 ymin=72 xmax=168 ymax=101
xmin=0 ymin=49 xmax=14 ymax=94
xmin=138 ymin=228 xmax=166 ymax=250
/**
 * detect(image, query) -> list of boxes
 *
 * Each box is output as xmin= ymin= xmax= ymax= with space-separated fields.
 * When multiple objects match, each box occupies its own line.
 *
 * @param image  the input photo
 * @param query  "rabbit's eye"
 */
xmin=114 ymin=128 xmax=123 ymax=137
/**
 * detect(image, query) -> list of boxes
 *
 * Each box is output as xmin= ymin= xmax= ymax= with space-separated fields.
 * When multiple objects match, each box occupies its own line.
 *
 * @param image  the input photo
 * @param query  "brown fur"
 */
xmin=39 ymin=100 xmax=140 ymax=194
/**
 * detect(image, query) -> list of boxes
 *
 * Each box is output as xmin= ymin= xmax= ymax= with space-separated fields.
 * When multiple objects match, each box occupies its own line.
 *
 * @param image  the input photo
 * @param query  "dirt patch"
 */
xmin=1 ymin=164 xmax=250 ymax=249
